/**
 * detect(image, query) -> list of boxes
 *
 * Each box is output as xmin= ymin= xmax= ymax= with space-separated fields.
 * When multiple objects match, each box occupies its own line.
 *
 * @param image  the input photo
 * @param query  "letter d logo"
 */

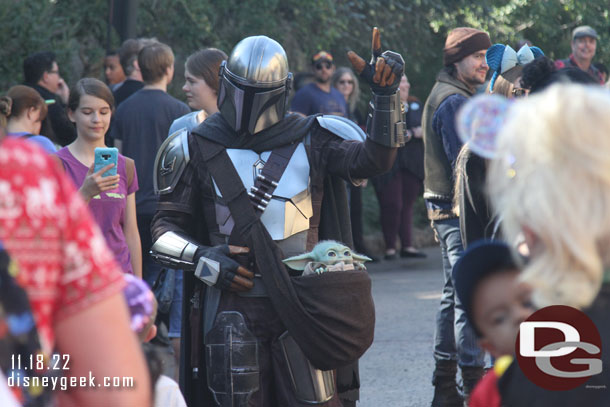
xmin=520 ymin=321 xmax=579 ymax=357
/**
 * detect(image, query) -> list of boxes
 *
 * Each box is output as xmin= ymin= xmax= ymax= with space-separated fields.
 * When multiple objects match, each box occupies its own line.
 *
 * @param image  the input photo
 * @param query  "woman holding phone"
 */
xmin=55 ymin=78 xmax=142 ymax=277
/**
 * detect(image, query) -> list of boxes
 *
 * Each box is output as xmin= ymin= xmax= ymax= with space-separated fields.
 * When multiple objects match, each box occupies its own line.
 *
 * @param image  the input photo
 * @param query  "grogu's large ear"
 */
xmin=352 ymin=253 xmax=372 ymax=263
xmin=282 ymin=253 xmax=314 ymax=271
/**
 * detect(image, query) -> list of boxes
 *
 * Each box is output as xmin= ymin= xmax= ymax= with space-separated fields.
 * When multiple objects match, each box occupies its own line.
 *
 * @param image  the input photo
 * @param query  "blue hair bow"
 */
xmin=486 ymin=44 xmax=544 ymax=92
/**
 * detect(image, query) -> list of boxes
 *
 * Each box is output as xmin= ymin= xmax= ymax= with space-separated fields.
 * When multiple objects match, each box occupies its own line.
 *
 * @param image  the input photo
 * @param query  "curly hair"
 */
xmin=521 ymin=56 xmax=597 ymax=94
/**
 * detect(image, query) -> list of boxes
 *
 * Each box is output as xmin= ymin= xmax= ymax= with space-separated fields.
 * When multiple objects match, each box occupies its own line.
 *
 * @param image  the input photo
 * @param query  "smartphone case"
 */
xmin=94 ymin=147 xmax=119 ymax=177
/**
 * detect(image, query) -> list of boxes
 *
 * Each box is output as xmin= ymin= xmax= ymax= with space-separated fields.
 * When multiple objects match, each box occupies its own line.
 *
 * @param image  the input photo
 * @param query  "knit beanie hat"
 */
xmin=444 ymin=27 xmax=492 ymax=66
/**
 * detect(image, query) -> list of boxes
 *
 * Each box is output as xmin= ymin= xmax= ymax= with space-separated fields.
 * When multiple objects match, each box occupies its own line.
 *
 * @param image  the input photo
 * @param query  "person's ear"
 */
xmin=39 ymin=71 xmax=50 ymax=86
xmin=165 ymin=65 xmax=174 ymax=83
xmin=26 ymin=106 xmax=38 ymax=121
xmin=67 ymin=108 xmax=75 ymax=123
xmin=144 ymin=324 xmax=157 ymax=343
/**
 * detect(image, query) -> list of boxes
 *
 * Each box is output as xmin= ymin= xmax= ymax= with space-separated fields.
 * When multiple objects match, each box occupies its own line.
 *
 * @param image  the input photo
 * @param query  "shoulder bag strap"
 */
xmin=125 ymin=157 xmax=135 ymax=189
xmin=198 ymin=139 xmax=299 ymax=234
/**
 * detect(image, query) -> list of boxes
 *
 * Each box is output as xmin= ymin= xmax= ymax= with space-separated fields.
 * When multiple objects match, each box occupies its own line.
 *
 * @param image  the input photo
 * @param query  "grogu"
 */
xmin=282 ymin=240 xmax=372 ymax=275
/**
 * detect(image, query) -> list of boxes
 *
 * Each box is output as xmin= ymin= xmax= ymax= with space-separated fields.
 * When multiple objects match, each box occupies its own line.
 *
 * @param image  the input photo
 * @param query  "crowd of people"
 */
xmin=0 ymin=19 xmax=609 ymax=407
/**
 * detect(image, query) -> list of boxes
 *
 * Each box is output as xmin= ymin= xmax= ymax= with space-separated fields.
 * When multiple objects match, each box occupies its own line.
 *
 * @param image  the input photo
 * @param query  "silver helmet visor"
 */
xmin=218 ymin=64 xmax=292 ymax=135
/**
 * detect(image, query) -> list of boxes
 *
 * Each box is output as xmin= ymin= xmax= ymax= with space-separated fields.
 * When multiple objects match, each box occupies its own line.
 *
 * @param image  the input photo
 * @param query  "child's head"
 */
xmin=68 ymin=77 xmax=115 ymax=112
xmin=123 ymin=274 xmax=158 ymax=342
xmin=453 ymin=240 xmax=535 ymax=358
xmin=67 ymin=78 xmax=115 ymax=142
xmin=6 ymin=85 xmax=48 ymax=134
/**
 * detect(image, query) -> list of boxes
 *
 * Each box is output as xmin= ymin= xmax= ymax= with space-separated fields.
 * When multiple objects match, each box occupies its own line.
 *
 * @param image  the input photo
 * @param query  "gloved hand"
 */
xmin=347 ymin=27 xmax=405 ymax=95
xmin=195 ymin=245 xmax=254 ymax=292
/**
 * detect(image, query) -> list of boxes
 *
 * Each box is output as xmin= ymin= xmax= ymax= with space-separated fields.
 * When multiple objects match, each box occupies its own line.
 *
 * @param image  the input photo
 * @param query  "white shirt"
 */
xmin=154 ymin=374 xmax=187 ymax=407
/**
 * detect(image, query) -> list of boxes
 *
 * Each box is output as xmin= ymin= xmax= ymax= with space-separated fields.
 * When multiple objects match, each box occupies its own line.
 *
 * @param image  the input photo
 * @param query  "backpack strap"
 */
xmin=125 ymin=157 xmax=135 ymax=189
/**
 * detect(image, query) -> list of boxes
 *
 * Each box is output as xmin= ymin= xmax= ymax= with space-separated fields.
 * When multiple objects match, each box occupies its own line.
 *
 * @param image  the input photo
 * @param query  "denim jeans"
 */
xmin=432 ymin=217 xmax=485 ymax=367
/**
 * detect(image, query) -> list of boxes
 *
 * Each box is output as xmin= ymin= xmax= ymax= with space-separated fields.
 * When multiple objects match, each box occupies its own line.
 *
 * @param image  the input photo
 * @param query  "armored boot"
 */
xmin=461 ymin=366 xmax=485 ymax=406
xmin=431 ymin=360 xmax=464 ymax=407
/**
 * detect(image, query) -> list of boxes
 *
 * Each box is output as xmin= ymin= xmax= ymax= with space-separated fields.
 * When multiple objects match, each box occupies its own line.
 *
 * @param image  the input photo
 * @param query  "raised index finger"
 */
xmin=371 ymin=27 xmax=382 ymax=60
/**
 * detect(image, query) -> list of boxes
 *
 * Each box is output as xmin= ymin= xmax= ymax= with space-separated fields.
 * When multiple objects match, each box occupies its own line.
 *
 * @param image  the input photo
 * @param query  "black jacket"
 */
xmin=112 ymin=79 xmax=144 ymax=107
xmin=26 ymin=83 xmax=75 ymax=146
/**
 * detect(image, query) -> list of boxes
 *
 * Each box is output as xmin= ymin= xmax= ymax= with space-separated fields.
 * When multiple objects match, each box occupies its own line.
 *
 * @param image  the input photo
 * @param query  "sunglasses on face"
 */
xmin=315 ymin=62 xmax=332 ymax=70
xmin=512 ymin=88 xmax=527 ymax=97
xmin=338 ymin=80 xmax=354 ymax=85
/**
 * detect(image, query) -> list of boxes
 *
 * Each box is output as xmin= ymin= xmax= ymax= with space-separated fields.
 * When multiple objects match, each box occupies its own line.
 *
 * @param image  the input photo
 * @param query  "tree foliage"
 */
xmin=2 ymin=0 xmax=609 ymax=101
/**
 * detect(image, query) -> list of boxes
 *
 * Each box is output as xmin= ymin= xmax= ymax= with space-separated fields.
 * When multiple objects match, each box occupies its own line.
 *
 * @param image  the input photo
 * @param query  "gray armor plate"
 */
xmin=154 ymin=128 xmax=190 ymax=195
xmin=316 ymin=115 xmax=366 ymax=142
xmin=213 ymin=142 xmax=312 ymax=242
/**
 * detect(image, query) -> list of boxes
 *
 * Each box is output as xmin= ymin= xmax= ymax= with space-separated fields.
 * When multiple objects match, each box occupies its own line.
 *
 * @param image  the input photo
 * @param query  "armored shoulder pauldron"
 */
xmin=316 ymin=115 xmax=366 ymax=142
xmin=154 ymin=128 xmax=190 ymax=195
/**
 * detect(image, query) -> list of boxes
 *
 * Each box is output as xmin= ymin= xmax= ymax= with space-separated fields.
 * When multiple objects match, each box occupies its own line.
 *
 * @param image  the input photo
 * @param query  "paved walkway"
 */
xmin=359 ymin=246 xmax=443 ymax=406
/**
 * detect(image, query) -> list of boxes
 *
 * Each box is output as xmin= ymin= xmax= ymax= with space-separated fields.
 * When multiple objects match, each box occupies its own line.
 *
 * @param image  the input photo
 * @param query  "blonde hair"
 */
xmin=486 ymin=65 xmax=523 ymax=98
xmin=487 ymin=84 xmax=610 ymax=308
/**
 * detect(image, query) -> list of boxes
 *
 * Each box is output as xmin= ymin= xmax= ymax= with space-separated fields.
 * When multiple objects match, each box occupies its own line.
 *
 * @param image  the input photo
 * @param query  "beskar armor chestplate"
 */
xmin=213 ymin=142 xmax=312 ymax=257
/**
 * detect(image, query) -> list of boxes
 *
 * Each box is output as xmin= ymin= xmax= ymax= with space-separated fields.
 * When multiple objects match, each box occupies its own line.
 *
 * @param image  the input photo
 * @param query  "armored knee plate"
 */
xmin=205 ymin=312 xmax=259 ymax=407
xmin=366 ymin=91 xmax=407 ymax=148
xmin=278 ymin=331 xmax=336 ymax=404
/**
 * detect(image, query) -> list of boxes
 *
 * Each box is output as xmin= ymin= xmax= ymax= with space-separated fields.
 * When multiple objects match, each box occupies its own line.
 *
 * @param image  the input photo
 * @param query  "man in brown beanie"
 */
xmin=421 ymin=27 xmax=491 ymax=407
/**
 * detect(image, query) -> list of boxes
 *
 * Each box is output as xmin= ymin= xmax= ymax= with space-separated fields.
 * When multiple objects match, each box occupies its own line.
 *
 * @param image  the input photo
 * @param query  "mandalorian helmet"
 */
xmin=217 ymin=35 xmax=293 ymax=135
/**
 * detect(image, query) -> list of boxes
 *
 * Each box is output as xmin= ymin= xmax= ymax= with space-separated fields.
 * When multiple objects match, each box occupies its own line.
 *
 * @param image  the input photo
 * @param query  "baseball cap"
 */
xmin=312 ymin=51 xmax=333 ymax=64
xmin=453 ymin=240 xmax=520 ymax=335
xmin=572 ymin=25 xmax=598 ymax=41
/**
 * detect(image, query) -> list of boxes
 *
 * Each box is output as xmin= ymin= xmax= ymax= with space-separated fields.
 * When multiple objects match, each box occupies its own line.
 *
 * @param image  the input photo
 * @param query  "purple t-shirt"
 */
xmin=56 ymin=147 xmax=139 ymax=274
